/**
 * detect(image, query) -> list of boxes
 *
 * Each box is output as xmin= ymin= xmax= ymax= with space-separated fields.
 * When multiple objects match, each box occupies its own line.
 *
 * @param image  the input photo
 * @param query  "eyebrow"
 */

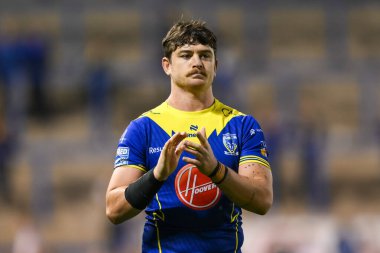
xmin=177 ymin=49 xmax=213 ymax=54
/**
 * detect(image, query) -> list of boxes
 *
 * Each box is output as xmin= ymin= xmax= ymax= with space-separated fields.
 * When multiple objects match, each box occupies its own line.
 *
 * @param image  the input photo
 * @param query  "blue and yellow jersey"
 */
xmin=114 ymin=99 xmax=270 ymax=253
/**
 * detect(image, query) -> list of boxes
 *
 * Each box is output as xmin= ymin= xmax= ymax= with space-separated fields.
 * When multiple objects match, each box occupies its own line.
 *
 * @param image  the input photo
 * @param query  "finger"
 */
xmin=182 ymin=156 xmax=201 ymax=167
xmin=176 ymin=140 xmax=186 ymax=150
xmin=164 ymin=137 xmax=177 ymax=153
xmin=161 ymin=135 xmax=172 ymax=152
xmin=197 ymin=127 xmax=208 ymax=146
xmin=168 ymin=132 xmax=187 ymax=156
xmin=184 ymin=140 xmax=202 ymax=151
xmin=169 ymin=132 xmax=187 ymax=148
xmin=175 ymin=140 xmax=186 ymax=156
xmin=183 ymin=146 xmax=199 ymax=156
xmin=201 ymin=127 xmax=206 ymax=136
xmin=172 ymin=132 xmax=187 ymax=146
xmin=170 ymin=131 xmax=183 ymax=142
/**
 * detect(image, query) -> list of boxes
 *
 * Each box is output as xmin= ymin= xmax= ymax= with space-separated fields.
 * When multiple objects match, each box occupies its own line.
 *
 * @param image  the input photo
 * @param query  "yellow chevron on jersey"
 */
xmin=140 ymin=99 xmax=244 ymax=142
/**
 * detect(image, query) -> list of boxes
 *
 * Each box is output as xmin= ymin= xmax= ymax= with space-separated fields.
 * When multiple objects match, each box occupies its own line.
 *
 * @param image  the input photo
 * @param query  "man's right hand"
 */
xmin=153 ymin=132 xmax=187 ymax=181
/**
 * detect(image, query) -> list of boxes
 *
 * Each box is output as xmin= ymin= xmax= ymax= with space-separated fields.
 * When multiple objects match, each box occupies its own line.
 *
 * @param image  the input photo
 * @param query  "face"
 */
xmin=162 ymin=43 xmax=217 ymax=90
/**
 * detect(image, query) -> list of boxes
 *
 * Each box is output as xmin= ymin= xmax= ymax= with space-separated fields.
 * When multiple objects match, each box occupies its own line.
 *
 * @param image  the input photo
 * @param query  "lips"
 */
xmin=187 ymin=70 xmax=206 ymax=77
xmin=190 ymin=74 xmax=205 ymax=79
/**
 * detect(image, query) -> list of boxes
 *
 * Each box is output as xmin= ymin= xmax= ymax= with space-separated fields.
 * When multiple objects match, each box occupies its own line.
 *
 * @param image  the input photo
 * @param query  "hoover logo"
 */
xmin=175 ymin=164 xmax=221 ymax=210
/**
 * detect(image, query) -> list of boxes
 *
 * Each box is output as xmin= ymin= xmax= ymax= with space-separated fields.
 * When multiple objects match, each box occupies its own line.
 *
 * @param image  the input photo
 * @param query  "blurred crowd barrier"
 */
xmin=0 ymin=1 xmax=380 ymax=253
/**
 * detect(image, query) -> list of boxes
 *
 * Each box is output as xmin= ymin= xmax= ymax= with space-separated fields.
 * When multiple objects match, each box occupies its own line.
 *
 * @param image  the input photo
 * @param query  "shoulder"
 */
xmin=138 ymin=102 xmax=167 ymax=118
xmin=120 ymin=103 xmax=164 ymax=135
xmin=214 ymin=99 xmax=245 ymax=118
xmin=215 ymin=100 xmax=264 ymax=136
xmin=127 ymin=102 xmax=167 ymax=126
xmin=215 ymin=99 xmax=260 ymax=123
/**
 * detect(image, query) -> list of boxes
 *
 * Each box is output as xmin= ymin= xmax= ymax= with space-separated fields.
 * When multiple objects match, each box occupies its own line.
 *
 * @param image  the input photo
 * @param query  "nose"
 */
xmin=192 ymin=54 xmax=203 ymax=68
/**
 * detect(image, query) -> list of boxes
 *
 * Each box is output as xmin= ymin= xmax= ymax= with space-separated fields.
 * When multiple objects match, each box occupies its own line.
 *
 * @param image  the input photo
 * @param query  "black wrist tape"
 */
xmin=214 ymin=164 xmax=228 ymax=185
xmin=124 ymin=169 xmax=164 ymax=210
xmin=208 ymin=161 xmax=221 ymax=178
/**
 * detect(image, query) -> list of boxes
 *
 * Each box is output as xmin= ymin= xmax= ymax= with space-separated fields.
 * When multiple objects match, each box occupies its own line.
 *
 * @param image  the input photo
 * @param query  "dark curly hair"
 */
xmin=162 ymin=20 xmax=217 ymax=59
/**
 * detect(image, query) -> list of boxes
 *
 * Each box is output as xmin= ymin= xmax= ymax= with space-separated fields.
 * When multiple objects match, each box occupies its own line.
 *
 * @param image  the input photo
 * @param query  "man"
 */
xmin=106 ymin=20 xmax=273 ymax=253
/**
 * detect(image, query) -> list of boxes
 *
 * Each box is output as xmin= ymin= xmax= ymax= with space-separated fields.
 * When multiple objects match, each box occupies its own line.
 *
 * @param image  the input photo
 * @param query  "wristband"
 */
xmin=124 ymin=169 xmax=164 ymax=210
xmin=210 ymin=162 xmax=228 ymax=184
xmin=207 ymin=161 xmax=221 ymax=178
xmin=214 ymin=164 xmax=228 ymax=185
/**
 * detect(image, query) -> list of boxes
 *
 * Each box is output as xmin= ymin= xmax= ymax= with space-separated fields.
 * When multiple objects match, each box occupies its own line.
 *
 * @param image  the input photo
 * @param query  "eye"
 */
xmin=180 ymin=54 xmax=191 ymax=59
xmin=200 ymin=54 xmax=212 ymax=60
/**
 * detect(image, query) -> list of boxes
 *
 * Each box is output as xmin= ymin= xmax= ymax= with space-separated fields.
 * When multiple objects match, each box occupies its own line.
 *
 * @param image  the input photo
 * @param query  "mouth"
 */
xmin=190 ymin=74 xmax=205 ymax=79
xmin=187 ymin=71 xmax=206 ymax=78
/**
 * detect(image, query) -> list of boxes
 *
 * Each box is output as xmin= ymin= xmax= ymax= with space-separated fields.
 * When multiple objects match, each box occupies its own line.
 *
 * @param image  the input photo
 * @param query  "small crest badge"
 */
xmin=223 ymin=133 xmax=239 ymax=156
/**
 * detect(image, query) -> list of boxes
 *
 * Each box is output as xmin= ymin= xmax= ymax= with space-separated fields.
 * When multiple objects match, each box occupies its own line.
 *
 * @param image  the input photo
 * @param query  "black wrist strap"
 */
xmin=214 ymin=165 xmax=228 ymax=185
xmin=124 ymin=169 xmax=164 ymax=210
xmin=208 ymin=162 xmax=221 ymax=178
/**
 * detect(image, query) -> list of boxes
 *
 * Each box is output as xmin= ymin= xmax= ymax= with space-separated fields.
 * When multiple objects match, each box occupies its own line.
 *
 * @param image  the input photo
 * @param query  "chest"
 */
xmin=145 ymin=119 xmax=242 ymax=171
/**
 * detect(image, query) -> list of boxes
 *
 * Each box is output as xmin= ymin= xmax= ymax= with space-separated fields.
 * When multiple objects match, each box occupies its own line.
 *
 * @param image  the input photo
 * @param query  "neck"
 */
xmin=167 ymin=86 xmax=215 ymax=111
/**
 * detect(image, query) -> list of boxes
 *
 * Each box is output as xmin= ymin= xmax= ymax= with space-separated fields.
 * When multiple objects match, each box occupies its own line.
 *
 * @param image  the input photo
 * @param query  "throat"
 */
xmin=167 ymin=93 xmax=214 ymax=111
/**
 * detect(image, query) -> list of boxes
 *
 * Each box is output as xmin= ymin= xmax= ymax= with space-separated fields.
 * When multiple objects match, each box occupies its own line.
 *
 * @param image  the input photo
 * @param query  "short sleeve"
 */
xmin=239 ymin=115 xmax=270 ymax=169
xmin=114 ymin=120 xmax=147 ymax=171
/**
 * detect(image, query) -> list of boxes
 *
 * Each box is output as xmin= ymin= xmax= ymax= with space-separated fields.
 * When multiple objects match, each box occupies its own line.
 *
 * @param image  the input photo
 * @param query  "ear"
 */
xmin=162 ymin=57 xmax=171 ymax=76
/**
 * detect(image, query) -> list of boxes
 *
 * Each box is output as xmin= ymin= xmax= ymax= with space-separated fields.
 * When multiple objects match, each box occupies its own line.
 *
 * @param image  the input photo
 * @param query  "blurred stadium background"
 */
xmin=0 ymin=0 xmax=380 ymax=252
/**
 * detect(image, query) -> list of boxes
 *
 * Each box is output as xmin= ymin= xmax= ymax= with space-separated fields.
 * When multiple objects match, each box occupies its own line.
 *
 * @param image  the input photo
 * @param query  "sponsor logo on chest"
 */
xmin=175 ymin=164 xmax=221 ymax=210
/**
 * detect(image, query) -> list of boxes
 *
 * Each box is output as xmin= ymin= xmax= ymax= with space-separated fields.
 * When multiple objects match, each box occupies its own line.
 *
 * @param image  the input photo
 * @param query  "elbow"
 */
xmin=245 ymin=192 xmax=273 ymax=215
xmin=105 ymin=192 xmax=129 ymax=224
xmin=256 ymin=193 xmax=273 ymax=215
xmin=106 ymin=199 xmax=131 ymax=225
xmin=106 ymin=207 xmax=124 ymax=225
xmin=254 ymin=199 xmax=272 ymax=215
xmin=106 ymin=201 xmax=141 ymax=224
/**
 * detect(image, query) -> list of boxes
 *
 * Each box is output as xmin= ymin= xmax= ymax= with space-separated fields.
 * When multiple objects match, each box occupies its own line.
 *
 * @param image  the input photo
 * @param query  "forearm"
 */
xmin=215 ymin=165 xmax=273 ymax=215
xmin=106 ymin=168 xmax=165 ymax=224
xmin=106 ymin=187 xmax=141 ymax=224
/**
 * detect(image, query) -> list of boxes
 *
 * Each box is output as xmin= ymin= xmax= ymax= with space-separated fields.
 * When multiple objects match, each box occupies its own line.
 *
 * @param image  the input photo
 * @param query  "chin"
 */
xmin=187 ymin=79 xmax=208 ymax=87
